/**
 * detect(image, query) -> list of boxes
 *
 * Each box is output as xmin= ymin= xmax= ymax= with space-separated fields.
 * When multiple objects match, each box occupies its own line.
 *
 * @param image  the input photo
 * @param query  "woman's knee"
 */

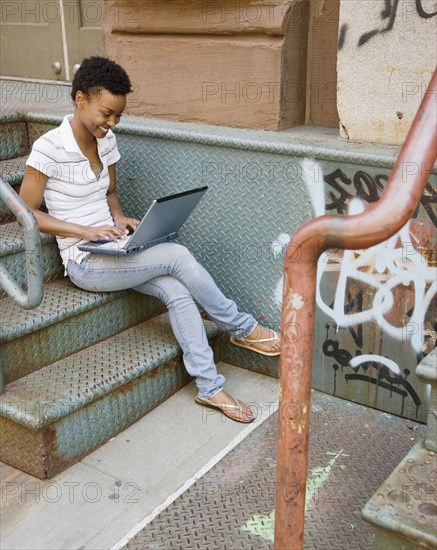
xmin=147 ymin=276 xmax=192 ymax=306
xmin=168 ymin=243 xmax=198 ymax=267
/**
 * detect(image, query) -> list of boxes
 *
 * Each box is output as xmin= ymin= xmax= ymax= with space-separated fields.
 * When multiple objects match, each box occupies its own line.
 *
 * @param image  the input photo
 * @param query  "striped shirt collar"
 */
xmin=60 ymin=114 xmax=114 ymax=156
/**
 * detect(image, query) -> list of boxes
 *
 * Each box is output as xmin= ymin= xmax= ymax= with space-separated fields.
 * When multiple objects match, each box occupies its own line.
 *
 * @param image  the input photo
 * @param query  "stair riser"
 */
xmin=0 ymin=208 xmax=16 ymax=225
xmin=425 ymin=383 xmax=436 ymax=451
xmin=0 ymin=241 xmax=64 ymax=295
xmin=2 ymin=294 xmax=165 ymax=384
xmin=216 ymin=333 xmax=279 ymax=379
xmin=0 ymin=121 xmax=29 ymax=161
xmin=0 ymin=357 xmax=193 ymax=479
xmin=374 ymin=530 xmax=433 ymax=550
xmin=0 ymin=188 xmax=47 ymax=224
xmin=0 ymin=183 xmax=21 ymax=224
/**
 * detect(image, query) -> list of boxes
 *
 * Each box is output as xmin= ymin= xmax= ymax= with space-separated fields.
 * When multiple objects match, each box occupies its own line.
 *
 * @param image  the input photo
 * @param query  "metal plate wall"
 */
xmin=115 ymin=132 xmax=311 ymax=332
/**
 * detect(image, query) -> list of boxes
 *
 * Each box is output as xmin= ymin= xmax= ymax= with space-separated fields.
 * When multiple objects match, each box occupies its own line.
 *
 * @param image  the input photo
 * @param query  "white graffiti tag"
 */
xmin=273 ymin=158 xmax=436 ymax=358
xmin=316 ymin=207 xmax=436 ymax=355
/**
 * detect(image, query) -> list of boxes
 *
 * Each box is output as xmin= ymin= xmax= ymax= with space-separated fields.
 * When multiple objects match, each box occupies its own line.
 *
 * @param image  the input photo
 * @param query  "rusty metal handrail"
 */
xmin=274 ymin=68 xmax=437 ymax=549
xmin=0 ymin=177 xmax=43 ymax=310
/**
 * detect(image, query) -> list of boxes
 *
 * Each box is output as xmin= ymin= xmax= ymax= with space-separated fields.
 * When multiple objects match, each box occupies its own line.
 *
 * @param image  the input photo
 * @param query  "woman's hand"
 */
xmin=113 ymin=215 xmax=140 ymax=235
xmin=83 ymin=225 xmax=128 ymax=242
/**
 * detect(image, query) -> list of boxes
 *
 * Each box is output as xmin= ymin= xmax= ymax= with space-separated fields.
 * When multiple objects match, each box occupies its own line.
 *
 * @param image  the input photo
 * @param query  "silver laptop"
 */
xmin=78 ymin=186 xmax=207 ymax=256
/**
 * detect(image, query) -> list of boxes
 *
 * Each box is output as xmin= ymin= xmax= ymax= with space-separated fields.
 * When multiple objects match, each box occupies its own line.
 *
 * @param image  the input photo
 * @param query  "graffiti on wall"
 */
xmin=273 ymin=158 xmax=436 ymax=417
xmin=324 ymin=168 xmax=437 ymax=228
xmin=338 ymin=0 xmax=437 ymax=49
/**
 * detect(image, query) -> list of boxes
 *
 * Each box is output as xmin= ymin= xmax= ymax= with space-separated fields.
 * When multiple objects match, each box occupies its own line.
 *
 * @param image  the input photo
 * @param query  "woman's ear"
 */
xmin=75 ymin=90 xmax=86 ymax=108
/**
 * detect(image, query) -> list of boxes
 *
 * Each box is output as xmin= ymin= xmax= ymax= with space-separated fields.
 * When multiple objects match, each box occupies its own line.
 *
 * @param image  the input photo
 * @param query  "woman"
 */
xmin=20 ymin=57 xmax=280 ymax=424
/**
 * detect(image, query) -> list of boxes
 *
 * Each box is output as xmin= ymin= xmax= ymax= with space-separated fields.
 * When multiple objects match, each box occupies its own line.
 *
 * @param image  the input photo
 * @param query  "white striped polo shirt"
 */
xmin=26 ymin=114 xmax=121 ymax=271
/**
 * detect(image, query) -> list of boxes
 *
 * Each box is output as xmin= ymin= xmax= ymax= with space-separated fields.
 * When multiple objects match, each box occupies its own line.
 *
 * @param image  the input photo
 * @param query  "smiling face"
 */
xmin=74 ymin=87 xmax=127 ymax=140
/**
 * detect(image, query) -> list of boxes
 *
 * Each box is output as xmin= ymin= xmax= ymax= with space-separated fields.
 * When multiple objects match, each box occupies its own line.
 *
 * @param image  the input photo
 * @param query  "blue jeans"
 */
xmin=67 ymin=243 xmax=257 ymax=398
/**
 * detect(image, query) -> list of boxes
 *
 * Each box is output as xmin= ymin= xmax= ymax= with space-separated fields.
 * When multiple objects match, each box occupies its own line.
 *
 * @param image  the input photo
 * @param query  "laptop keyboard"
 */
xmin=93 ymin=236 xmax=131 ymax=250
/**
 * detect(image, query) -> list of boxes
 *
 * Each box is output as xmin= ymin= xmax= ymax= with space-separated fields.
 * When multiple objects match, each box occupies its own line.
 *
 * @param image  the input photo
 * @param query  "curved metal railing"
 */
xmin=274 ymin=68 xmax=437 ymax=549
xmin=0 ymin=177 xmax=43 ymax=310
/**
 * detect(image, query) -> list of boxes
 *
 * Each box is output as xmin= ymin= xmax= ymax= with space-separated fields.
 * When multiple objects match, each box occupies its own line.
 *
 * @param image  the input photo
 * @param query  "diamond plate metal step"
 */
xmin=1 ymin=278 xmax=165 ymax=384
xmin=0 ymin=222 xmax=63 ymax=291
xmin=0 ymin=114 xmax=29 ymax=161
xmin=0 ymin=312 xmax=219 ymax=479
xmin=125 ymin=391 xmax=426 ymax=550
xmin=0 ymin=155 xmax=28 ymax=224
xmin=0 ymin=155 xmax=27 ymax=186
xmin=362 ymin=440 xmax=437 ymax=549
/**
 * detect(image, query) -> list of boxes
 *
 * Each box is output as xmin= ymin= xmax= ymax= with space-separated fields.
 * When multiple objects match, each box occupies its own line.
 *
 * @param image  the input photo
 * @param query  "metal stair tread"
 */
xmin=0 ymin=278 xmax=130 ymax=342
xmin=0 ymin=154 xmax=28 ymax=185
xmin=0 ymin=221 xmax=55 ymax=255
xmin=362 ymin=439 xmax=437 ymax=547
xmin=0 ymin=112 xmax=25 ymax=123
xmin=0 ymin=312 xmax=219 ymax=430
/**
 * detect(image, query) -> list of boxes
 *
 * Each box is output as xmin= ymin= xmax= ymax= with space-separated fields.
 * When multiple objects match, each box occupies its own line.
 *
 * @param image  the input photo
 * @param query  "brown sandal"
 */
xmin=195 ymin=394 xmax=255 ymax=423
xmin=230 ymin=331 xmax=280 ymax=357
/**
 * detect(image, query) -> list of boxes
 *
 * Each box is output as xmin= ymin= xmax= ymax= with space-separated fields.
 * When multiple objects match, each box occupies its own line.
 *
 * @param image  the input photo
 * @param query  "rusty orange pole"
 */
xmin=274 ymin=68 xmax=437 ymax=550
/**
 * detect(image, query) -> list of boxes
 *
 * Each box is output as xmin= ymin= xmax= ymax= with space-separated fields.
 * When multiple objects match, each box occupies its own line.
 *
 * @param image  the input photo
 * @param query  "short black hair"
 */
xmin=71 ymin=56 xmax=132 ymax=102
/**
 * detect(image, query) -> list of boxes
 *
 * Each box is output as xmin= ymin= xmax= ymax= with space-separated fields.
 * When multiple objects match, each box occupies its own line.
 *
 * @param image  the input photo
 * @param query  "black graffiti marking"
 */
xmin=323 ymin=339 xmax=353 ymax=367
xmin=323 ymin=325 xmax=423 ymax=416
xmin=338 ymin=23 xmax=348 ymax=50
xmin=414 ymin=182 xmax=437 ymax=228
xmin=374 ymin=174 xmax=388 ymax=190
xmin=353 ymin=170 xmax=385 ymax=203
xmin=324 ymin=168 xmax=353 ymax=214
xmin=346 ymin=373 xmax=407 ymax=397
xmin=416 ymin=0 xmax=437 ymax=18
xmin=345 ymin=363 xmax=422 ymax=416
xmin=359 ymin=0 xmax=399 ymax=46
xmin=358 ymin=0 xmax=436 ymax=47
xmin=344 ymin=287 xmax=364 ymax=348
xmin=324 ymin=168 xmax=437 ymax=229
xmin=324 ymin=169 xmax=383 ymax=213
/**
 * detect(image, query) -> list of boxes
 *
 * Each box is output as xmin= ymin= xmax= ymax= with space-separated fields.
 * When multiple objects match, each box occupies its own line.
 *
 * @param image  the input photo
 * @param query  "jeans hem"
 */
xmin=197 ymin=386 xmax=224 ymax=400
xmin=241 ymin=320 xmax=259 ymax=339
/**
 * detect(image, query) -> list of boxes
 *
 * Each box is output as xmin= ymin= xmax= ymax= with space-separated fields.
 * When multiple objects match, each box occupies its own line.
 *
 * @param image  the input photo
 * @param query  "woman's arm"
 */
xmin=19 ymin=166 xmax=126 ymax=241
xmin=106 ymin=163 xmax=139 ymax=233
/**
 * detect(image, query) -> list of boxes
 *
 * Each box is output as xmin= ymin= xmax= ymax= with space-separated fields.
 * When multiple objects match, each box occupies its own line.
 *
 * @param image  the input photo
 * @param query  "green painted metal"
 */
xmin=416 ymin=349 xmax=437 ymax=452
xmin=0 ymin=156 xmax=27 ymax=223
xmin=25 ymin=111 xmax=408 ymax=169
xmin=0 ymin=179 xmax=43 ymax=310
xmin=0 ymin=355 xmax=3 ymax=394
xmin=0 ymin=113 xmax=26 ymax=123
xmin=0 ymin=313 xmax=219 ymax=479
xmin=1 ymin=279 xmax=165 ymax=383
xmin=0 ymin=118 xmax=29 ymax=161
xmin=362 ymin=439 xmax=437 ymax=549
xmin=0 ymin=155 xmax=27 ymax=185
xmin=0 ymin=221 xmax=63 ymax=295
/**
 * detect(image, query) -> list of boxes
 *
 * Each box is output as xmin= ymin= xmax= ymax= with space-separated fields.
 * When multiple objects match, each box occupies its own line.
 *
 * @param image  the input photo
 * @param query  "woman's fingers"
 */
xmin=87 ymin=224 xmax=131 ymax=242
xmin=129 ymin=218 xmax=140 ymax=228
xmin=98 ymin=226 xmax=126 ymax=240
xmin=116 ymin=218 xmax=140 ymax=232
